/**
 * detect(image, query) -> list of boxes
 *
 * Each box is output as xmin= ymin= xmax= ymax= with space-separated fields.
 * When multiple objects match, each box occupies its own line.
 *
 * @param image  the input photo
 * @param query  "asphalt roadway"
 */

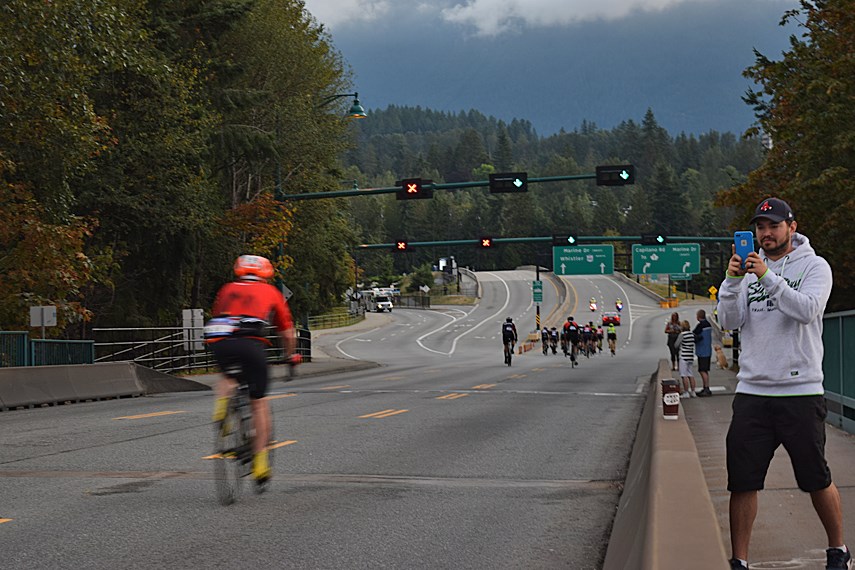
xmin=1 ymin=272 xmax=853 ymax=569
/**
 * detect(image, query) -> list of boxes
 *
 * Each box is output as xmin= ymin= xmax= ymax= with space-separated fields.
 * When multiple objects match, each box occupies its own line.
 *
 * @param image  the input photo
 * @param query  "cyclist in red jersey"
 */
xmin=206 ymin=255 xmax=297 ymax=484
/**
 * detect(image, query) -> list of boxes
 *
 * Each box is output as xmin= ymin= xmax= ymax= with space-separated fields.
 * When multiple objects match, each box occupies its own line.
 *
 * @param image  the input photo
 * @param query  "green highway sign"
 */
xmin=532 ymin=280 xmax=543 ymax=303
xmin=632 ymin=243 xmax=700 ymax=275
xmin=553 ymin=245 xmax=614 ymax=275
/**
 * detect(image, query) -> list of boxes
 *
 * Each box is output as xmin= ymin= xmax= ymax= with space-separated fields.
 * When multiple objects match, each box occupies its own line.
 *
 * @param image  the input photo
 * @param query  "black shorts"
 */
xmin=210 ymin=337 xmax=270 ymax=400
xmin=697 ymin=356 xmax=711 ymax=372
xmin=726 ymin=394 xmax=831 ymax=493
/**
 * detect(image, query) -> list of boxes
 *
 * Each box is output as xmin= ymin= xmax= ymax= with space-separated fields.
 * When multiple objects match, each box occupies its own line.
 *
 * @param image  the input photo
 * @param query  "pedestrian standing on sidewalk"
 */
xmin=719 ymin=197 xmax=850 ymax=570
xmin=693 ymin=309 xmax=713 ymax=397
xmin=675 ymin=319 xmax=697 ymax=398
xmin=665 ymin=312 xmax=681 ymax=371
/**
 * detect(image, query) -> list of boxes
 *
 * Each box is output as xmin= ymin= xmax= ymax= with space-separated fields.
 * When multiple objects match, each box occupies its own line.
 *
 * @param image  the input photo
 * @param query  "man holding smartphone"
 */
xmin=718 ymin=197 xmax=850 ymax=570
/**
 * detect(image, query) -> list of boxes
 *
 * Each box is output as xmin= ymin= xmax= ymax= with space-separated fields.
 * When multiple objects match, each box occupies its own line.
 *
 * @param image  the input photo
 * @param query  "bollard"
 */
xmin=661 ymin=379 xmax=680 ymax=420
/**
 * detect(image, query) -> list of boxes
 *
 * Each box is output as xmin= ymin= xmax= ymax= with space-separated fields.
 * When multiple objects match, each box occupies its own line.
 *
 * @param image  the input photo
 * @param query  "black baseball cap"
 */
xmin=750 ymin=197 xmax=795 ymax=224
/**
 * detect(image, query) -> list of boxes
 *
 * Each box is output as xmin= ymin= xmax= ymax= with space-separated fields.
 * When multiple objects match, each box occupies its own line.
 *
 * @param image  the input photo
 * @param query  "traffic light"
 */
xmin=641 ymin=233 xmax=667 ymax=245
xmin=479 ymin=237 xmax=494 ymax=248
xmin=396 ymin=178 xmax=434 ymax=200
xmin=489 ymin=172 xmax=528 ymax=193
xmin=595 ymin=165 xmax=635 ymax=186
xmin=552 ymin=234 xmax=579 ymax=246
xmin=393 ymin=240 xmax=411 ymax=252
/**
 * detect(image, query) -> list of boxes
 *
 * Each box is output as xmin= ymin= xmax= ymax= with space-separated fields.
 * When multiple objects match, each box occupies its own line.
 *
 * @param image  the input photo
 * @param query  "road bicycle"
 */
xmin=503 ymin=340 xmax=514 ymax=366
xmin=213 ymin=363 xmax=275 ymax=505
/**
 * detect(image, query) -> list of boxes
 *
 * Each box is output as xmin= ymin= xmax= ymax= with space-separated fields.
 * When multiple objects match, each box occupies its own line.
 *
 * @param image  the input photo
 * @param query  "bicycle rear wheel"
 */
xmin=213 ymin=404 xmax=244 ymax=505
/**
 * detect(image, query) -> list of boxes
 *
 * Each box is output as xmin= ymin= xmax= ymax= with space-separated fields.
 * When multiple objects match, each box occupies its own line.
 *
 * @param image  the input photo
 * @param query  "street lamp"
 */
xmin=317 ymin=92 xmax=367 ymax=119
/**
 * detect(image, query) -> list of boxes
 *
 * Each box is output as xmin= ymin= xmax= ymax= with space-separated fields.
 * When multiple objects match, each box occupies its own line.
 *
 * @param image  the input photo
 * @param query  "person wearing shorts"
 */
xmin=693 ymin=309 xmax=713 ymax=397
xmin=205 ymin=255 xmax=296 ymax=484
xmin=676 ymin=320 xmax=697 ymax=398
xmin=718 ymin=197 xmax=849 ymax=570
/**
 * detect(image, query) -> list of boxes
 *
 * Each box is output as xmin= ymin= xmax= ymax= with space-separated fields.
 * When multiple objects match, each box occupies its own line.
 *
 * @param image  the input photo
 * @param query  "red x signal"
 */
xmin=479 ymin=237 xmax=494 ymax=248
xmin=406 ymin=183 xmax=418 ymax=194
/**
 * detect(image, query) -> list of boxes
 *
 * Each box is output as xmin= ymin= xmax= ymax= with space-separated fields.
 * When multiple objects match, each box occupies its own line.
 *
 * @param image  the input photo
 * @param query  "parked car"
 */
xmin=602 ymin=312 xmax=621 ymax=326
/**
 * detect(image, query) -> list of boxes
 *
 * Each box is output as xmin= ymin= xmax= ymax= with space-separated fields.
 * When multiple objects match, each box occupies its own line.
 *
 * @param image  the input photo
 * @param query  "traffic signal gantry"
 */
xmin=277 ymin=165 xmax=636 ymax=201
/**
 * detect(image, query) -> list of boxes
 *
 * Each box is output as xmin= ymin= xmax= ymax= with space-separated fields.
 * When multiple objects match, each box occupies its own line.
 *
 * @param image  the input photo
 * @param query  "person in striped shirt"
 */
xmin=676 ymin=319 xmax=697 ymax=398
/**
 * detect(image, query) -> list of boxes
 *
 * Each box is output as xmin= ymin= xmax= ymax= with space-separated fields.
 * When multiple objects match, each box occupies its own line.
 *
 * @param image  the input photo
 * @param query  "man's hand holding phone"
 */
xmin=729 ymin=230 xmax=767 ymax=277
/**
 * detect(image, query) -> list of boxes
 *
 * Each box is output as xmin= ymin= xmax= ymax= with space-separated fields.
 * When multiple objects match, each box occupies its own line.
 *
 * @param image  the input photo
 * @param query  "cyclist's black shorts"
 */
xmin=210 ymin=337 xmax=269 ymax=399
xmin=503 ymin=335 xmax=516 ymax=346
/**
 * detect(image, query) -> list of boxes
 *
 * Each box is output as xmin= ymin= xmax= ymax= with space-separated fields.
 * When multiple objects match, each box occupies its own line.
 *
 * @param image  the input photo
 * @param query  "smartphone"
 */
xmin=734 ymin=231 xmax=754 ymax=268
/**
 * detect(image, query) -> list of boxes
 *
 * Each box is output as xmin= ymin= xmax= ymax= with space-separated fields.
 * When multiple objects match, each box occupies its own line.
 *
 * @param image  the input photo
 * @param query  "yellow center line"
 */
xmin=203 ymin=439 xmax=297 ymax=459
xmin=0 ymin=518 xmax=12 ymax=524
xmin=436 ymin=393 xmax=468 ymax=400
xmin=322 ymin=385 xmax=350 ymax=391
xmin=383 ymin=376 xmax=404 ymax=381
xmin=268 ymin=393 xmax=297 ymax=400
xmin=372 ymin=409 xmax=409 ymax=419
xmin=471 ymin=384 xmax=495 ymax=390
xmin=112 ymin=411 xmax=186 ymax=421
xmin=358 ymin=409 xmax=408 ymax=419
xmin=508 ymin=374 xmax=526 ymax=379
xmin=359 ymin=409 xmax=396 ymax=418
xmin=532 ymin=368 xmax=546 ymax=372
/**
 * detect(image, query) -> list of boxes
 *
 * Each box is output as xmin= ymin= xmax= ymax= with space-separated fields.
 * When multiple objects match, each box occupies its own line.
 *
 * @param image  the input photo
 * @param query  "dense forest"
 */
xmin=1 ymin=0 xmax=852 ymax=339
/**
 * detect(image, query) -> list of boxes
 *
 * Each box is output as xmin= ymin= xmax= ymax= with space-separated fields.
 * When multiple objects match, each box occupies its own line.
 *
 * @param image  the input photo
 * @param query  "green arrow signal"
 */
xmin=513 ymin=178 xmax=523 ymax=188
xmin=656 ymin=235 xmax=665 ymax=244
xmin=620 ymin=170 xmax=630 ymax=180
xmin=567 ymin=236 xmax=577 ymax=244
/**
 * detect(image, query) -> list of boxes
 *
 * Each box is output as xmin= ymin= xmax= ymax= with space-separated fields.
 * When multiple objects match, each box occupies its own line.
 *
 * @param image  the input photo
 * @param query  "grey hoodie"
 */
xmin=718 ymin=232 xmax=832 ymax=395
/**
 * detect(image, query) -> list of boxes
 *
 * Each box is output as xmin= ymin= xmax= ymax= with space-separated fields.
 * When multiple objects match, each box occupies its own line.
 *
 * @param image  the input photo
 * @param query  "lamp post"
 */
xmin=317 ymin=92 xmax=367 ymax=119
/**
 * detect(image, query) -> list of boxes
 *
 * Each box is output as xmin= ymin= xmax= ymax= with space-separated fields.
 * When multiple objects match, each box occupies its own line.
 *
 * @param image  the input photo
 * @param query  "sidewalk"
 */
xmin=683 ymin=365 xmax=855 ymax=568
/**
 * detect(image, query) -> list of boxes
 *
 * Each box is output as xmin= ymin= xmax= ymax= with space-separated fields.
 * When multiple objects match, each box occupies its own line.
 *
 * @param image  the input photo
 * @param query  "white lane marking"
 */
xmin=417 ymin=272 xmax=512 ymax=357
xmin=609 ymin=278 xmax=635 ymax=343
xmin=335 ymin=327 xmax=382 ymax=359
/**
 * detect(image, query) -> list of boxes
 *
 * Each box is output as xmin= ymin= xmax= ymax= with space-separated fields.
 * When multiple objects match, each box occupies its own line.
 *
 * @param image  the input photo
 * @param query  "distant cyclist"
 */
xmin=502 ymin=317 xmax=518 ymax=364
xmin=205 ymin=255 xmax=298 ymax=485
xmin=607 ymin=322 xmax=618 ymax=356
xmin=596 ymin=325 xmax=604 ymax=353
xmin=581 ymin=323 xmax=593 ymax=357
xmin=615 ymin=298 xmax=623 ymax=312
xmin=565 ymin=316 xmax=580 ymax=367
xmin=549 ymin=327 xmax=559 ymax=354
xmin=541 ymin=326 xmax=550 ymax=355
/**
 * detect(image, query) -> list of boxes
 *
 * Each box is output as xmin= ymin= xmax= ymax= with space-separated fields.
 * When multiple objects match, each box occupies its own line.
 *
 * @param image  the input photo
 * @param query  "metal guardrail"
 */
xmin=396 ymin=295 xmax=431 ymax=309
xmin=92 ymin=326 xmax=311 ymax=375
xmin=823 ymin=310 xmax=855 ymax=435
xmin=31 ymin=339 xmax=94 ymax=366
xmin=307 ymin=310 xmax=365 ymax=330
xmin=0 ymin=333 xmax=94 ymax=367
xmin=0 ymin=331 xmax=29 ymax=367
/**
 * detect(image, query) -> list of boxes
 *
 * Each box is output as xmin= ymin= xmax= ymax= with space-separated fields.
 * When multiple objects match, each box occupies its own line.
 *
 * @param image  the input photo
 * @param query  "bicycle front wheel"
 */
xmin=213 ymin=406 xmax=243 ymax=505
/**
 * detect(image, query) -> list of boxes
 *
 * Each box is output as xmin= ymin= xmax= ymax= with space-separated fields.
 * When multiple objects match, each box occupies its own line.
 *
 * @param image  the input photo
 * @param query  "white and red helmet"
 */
xmin=233 ymin=255 xmax=274 ymax=281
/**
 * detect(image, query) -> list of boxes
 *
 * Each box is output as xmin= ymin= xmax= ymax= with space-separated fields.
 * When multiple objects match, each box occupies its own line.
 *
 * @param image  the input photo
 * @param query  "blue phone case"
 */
xmin=734 ymin=231 xmax=754 ymax=268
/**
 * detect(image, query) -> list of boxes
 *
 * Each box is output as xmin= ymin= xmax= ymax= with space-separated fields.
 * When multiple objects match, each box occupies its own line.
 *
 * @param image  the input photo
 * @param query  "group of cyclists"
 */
xmin=539 ymin=317 xmax=616 ymax=365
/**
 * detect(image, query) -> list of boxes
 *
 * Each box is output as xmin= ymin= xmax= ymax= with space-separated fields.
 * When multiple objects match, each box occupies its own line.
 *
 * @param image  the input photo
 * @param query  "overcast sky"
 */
xmin=303 ymin=0 xmax=780 ymax=36
xmin=300 ymin=0 xmax=795 ymax=135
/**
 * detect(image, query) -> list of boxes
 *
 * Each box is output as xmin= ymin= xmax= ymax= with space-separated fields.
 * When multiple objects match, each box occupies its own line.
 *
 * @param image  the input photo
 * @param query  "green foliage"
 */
xmin=407 ymin=263 xmax=435 ymax=292
xmin=721 ymin=0 xmax=855 ymax=309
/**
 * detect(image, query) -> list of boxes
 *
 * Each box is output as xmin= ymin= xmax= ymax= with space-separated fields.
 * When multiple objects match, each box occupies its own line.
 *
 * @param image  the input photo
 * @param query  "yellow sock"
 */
xmin=253 ymin=449 xmax=270 ymax=480
xmin=212 ymin=397 xmax=228 ymax=421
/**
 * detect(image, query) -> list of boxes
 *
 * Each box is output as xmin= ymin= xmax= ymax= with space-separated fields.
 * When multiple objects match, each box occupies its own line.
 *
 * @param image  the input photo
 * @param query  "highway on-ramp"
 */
xmin=0 ymin=270 xmax=675 ymax=569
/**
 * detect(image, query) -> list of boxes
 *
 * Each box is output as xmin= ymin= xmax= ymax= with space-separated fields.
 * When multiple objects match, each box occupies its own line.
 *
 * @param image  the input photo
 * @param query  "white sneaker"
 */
xmin=689 ymin=391 xmax=697 ymax=398
xmin=680 ymin=393 xmax=689 ymax=399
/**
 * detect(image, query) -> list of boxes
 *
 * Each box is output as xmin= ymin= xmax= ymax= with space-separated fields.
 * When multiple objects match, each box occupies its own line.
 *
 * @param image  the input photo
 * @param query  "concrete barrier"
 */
xmin=603 ymin=359 xmax=728 ymax=569
xmin=0 ymin=362 xmax=209 ymax=411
